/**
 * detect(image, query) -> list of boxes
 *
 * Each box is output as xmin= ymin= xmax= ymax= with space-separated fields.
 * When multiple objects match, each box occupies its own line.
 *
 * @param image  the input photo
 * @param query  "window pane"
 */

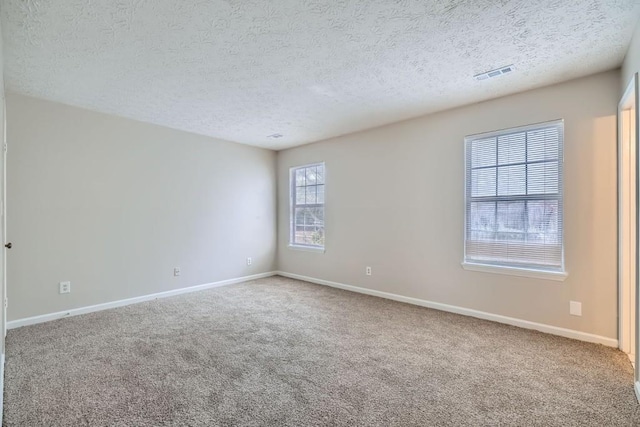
xmin=307 ymin=207 xmax=324 ymax=226
xmin=296 ymin=187 xmax=305 ymax=205
xmin=469 ymin=202 xmax=495 ymax=231
xmin=316 ymin=165 xmax=325 ymax=184
xmin=527 ymin=128 xmax=559 ymax=162
xmin=528 ymin=161 xmax=558 ymax=194
xmin=295 ymin=168 xmax=306 ymax=186
xmin=306 ymin=167 xmax=317 ymax=185
xmin=469 ymin=202 xmax=495 ymax=241
xmin=294 ymin=207 xmax=305 ymax=224
xmin=527 ymin=200 xmax=559 ymax=243
xmin=305 ymin=186 xmax=317 ymax=204
xmin=304 ymin=207 xmax=324 ymax=245
xmin=304 ymin=208 xmax=315 ymax=226
xmin=295 ymin=208 xmax=305 ymax=231
xmin=496 ymin=201 xmax=525 ymax=241
xmin=498 ymin=133 xmax=525 ymax=165
xmin=294 ymin=207 xmax=305 ymax=244
xmin=497 ymin=164 xmax=526 ymax=196
xmin=471 ymin=138 xmax=496 ymax=168
xmin=317 ymin=184 xmax=325 ymax=204
xmin=471 ymin=168 xmax=496 ymax=197
xmin=293 ymin=206 xmax=325 ymax=246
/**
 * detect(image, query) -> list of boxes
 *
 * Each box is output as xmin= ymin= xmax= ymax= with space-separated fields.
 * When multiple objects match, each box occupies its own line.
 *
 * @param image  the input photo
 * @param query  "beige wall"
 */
xmin=6 ymin=94 xmax=277 ymax=321
xmin=278 ymin=70 xmax=620 ymax=339
xmin=622 ymin=18 xmax=640 ymax=93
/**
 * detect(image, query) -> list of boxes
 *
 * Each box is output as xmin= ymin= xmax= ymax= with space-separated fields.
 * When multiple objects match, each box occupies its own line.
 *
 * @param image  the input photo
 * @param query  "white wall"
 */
xmin=622 ymin=18 xmax=640 ymax=93
xmin=6 ymin=94 xmax=277 ymax=321
xmin=278 ymin=70 xmax=619 ymax=339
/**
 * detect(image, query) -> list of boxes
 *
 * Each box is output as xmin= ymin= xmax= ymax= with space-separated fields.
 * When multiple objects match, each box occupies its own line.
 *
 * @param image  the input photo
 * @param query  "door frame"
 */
xmin=619 ymin=75 xmax=637 ymax=360
xmin=618 ymin=72 xmax=640 ymax=401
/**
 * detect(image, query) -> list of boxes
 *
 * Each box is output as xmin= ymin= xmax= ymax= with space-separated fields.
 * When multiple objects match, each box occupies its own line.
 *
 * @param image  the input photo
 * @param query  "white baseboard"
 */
xmin=277 ymin=271 xmax=618 ymax=348
xmin=7 ymin=271 xmax=277 ymax=330
xmin=7 ymin=270 xmax=619 ymax=348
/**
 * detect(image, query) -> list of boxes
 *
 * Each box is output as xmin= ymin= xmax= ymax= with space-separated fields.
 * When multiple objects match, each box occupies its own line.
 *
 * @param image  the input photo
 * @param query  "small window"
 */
xmin=464 ymin=120 xmax=564 ymax=274
xmin=290 ymin=163 xmax=325 ymax=249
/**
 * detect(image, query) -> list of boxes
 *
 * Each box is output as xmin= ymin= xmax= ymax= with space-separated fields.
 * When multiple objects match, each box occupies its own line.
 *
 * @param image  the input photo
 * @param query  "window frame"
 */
xmin=289 ymin=162 xmax=326 ymax=252
xmin=462 ymin=120 xmax=567 ymax=281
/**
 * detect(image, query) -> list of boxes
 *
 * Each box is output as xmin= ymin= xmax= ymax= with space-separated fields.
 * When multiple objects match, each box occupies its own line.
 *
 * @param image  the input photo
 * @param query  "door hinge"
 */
xmin=3 ymin=143 xmax=6 ymax=152
xmin=4 ymin=298 xmax=6 ymax=309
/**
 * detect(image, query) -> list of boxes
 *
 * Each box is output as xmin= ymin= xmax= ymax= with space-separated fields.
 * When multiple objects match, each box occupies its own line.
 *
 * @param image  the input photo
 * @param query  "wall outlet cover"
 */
xmin=59 ymin=281 xmax=71 ymax=294
xmin=569 ymin=301 xmax=582 ymax=316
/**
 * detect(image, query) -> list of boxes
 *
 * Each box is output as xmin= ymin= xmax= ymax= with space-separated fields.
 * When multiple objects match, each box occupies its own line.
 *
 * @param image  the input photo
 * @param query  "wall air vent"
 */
xmin=474 ymin=65 xmax=515 ymax=81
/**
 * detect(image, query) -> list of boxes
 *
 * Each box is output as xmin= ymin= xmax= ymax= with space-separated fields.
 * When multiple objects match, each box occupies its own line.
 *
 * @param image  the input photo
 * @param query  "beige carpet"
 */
xmin=3 ymin=275 xmax=638 ymax=426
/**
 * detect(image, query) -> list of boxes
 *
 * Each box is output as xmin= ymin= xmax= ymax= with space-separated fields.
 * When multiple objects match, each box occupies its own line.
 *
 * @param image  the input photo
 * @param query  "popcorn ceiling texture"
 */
xmin=2 ymin=0 xmax=639 ymax=149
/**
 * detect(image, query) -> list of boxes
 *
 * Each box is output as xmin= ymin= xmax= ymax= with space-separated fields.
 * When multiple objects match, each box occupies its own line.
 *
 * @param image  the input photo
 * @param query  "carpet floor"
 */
xmin=3 ymin=275 xmax=639 ymax=426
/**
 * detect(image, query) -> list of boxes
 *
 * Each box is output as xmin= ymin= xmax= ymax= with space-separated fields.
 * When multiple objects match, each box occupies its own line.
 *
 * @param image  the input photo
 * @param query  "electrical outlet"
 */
xmin=174 ymin=267 xmax=181 ymax=277
xmin=569 ymin=301 xmax=582 ymax=316
xmin=59 ymin=281 xmax=71 ymax=294
xmin=247 ymin=257 xmax=252 ymax=266
xmin=366 ymin=266 xmax=372 ymax=276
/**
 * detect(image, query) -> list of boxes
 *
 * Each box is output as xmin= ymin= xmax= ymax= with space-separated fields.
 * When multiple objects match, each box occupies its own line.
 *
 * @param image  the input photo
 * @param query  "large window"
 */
xmin=290 ymin=163 xmax=325 ymax=249
xmin=464 ymin=120 xmax=564 ymax=274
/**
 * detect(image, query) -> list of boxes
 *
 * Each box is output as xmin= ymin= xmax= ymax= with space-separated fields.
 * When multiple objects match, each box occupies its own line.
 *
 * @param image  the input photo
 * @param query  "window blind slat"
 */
xmin=471 ymin=137 xmax=497 ymax=168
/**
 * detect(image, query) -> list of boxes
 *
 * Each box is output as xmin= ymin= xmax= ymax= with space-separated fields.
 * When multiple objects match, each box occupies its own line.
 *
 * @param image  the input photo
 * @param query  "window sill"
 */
xmin=461 ymin=262 xmax=568 ymax=282
xmin=288 ymin=244 xmax=325 ymax=254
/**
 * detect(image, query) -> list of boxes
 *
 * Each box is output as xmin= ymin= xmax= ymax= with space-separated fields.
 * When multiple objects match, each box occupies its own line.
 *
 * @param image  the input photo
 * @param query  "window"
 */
xmin=464 ymin=120 xmax=565 ymax=276
xmin=290 ymin=163 xmax=325 ymax=249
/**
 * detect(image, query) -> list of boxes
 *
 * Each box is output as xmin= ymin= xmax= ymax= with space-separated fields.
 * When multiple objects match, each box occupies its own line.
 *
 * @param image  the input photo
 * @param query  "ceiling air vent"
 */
xmin=474 ymin=65 xmax=515 ymax=81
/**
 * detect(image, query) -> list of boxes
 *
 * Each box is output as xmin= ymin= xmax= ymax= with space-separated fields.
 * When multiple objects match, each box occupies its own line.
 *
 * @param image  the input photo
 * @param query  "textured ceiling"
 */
xmin=3 ymin=0 xmax=640 ymax=150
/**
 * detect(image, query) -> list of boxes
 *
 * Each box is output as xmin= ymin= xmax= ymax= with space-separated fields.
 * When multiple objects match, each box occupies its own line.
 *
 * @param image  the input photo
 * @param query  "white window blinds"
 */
xmin=464 ymin=120 xmax=564 ymax=272
xmin=290 ymin=163 xmax=325 ymax=248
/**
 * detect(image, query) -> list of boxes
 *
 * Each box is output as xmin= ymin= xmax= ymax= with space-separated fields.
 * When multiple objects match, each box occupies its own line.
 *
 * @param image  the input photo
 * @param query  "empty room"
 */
xmin=0 ymin=0 xmax=639 ymax=425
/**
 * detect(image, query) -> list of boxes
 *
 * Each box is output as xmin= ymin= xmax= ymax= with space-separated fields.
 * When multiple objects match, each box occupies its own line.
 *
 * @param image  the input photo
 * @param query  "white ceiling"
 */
xmin=3 ymin=1 xmax=640 ymax=150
